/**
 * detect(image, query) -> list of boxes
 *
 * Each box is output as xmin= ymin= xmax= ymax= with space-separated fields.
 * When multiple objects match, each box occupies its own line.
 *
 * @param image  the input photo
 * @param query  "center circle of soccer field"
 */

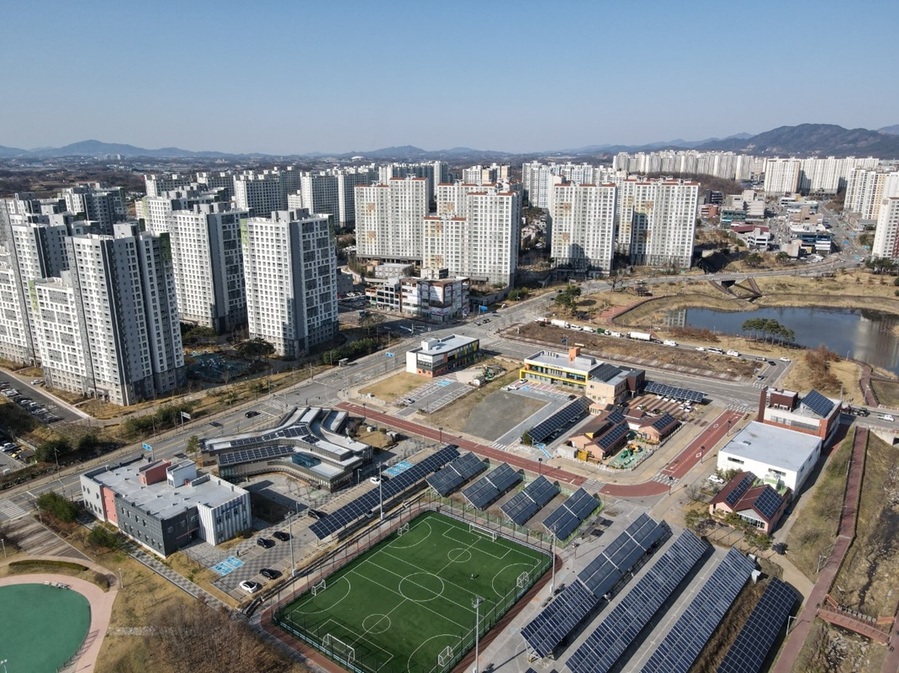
xmin=398 ymin=572 xmax=445 ymax=602
xmin=362 ymin=613 xmax=392 ymax=634
xmin=447 ymin=548 xmax=472 ymax=563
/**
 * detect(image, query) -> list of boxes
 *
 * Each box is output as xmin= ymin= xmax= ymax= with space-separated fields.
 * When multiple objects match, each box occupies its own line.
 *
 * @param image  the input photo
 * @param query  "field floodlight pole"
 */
xmin=379 ymin=465 xmax=384 ymax=521
xmin=472 ymin=596 xmax=483 ymax=673
xmin=550 ymin=526 xmax=557 ymax=594
xmin=288 ymin=511 xmax=296 ymax=576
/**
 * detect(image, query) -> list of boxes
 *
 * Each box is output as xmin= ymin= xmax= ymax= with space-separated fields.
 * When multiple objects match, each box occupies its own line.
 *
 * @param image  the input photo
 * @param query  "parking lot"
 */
xmin=0 ymin=379 xmax=62 ymax=424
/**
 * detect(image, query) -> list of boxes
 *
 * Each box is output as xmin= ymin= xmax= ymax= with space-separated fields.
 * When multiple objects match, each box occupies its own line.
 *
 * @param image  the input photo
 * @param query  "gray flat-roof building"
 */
xmin=81 ymin=458 xmax=250 ymax=557
xmin=405 ymin=335 xmax=480 ymax=377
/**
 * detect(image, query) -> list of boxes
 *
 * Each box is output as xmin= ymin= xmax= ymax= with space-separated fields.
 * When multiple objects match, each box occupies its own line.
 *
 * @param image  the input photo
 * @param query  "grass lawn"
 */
xmin=277 ymin=511 xmax=549 ymax=673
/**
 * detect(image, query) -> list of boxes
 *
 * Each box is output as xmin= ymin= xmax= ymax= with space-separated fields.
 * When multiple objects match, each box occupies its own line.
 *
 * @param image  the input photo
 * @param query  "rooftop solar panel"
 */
xmin=644 ymin=381 xmax=704 ymax=403
xmin=310 ymin=446 xmax=459 ymax=539
xmin=718 ymin=578 xmax=799 ymax=673
xmin=529 ymin=398 xmax=593 ymax=443
xmin=565 ymin=531 xmax=708 ymax=673
xmin=753 ymin=486 xmax=785 ymax=521
xmin=725 ymin=473 xmax=756 ymax=507
xmin=642 ymin=548 xmax=755 ymax=673
xmin=543 ymin=488 xmax=599 ymax=540
xmin=651 ymin=413 xmax=679 ymax=431
xmin=521 ymin=580 xmax=601 ymax=658
xmin=597 ymin=422 xmax=629 ymax=450
xmin=802 ymin=389 xmax=835 ymax=418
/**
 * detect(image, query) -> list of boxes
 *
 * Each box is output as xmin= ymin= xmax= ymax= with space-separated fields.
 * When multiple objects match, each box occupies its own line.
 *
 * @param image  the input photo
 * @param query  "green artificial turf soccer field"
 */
xmin=278 ymin=511 xmax=550 ymax=673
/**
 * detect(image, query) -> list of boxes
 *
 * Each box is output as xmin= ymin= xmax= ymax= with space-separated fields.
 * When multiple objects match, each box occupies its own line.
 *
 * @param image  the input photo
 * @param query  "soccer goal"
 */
xmin=397 ymin=522 xmax=410 ymax=536
xmin=516 ymin=571 xmax=530 ymax=589
xmin=468 ymin=522 xmax=497 ymax=542
xmin=312 ymin=579 xmax=327 ymax=596
xmin=323 ymin=633 xmax=356 ymax=664
xmin=437 ymin=645 xmax=454 ymax=669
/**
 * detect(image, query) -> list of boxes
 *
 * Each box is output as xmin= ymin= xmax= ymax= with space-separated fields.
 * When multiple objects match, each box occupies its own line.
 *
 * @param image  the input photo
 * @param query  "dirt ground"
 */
xmin=782 ymin=358 xmax=865 ymax=405
xmin=460 ymin=390 xmax=546 ymax=441
xmin=870 ymin=379 xmax=899 ymax=407
xmin=425 ymin=369 xmax=521 ymax=433
xmin=794 ymin=620 xmax=887 ymax=673
xmin=517 ymin=323 xmax=761 ymax=379
xmin=358 ymin=372 xmax=423 ymax=403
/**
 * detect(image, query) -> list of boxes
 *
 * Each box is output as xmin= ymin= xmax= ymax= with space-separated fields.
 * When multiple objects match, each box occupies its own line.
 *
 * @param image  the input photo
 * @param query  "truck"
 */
xmin=550 ymin=319 xmax=570 ymax=329
xmin=628 ymin=331 xmax=652 ymax=341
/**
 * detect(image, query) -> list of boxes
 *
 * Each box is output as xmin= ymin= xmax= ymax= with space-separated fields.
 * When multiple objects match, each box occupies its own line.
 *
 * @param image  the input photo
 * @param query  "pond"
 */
xmin=667 ymin=305 xmax=899 ymax=376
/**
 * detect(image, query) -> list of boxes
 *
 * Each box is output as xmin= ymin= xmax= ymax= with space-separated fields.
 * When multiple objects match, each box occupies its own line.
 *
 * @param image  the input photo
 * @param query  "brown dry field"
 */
xmin=426 ymin=369 xmax=521 ymax=433
xmin=359 ymin=372 xmax=423 ymax=402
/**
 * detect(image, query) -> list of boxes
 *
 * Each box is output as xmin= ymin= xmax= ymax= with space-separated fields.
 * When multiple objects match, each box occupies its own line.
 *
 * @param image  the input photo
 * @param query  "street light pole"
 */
xmin=288 ymin=512 xmax=296 ymax=576
xmin=472 ymin=596 xmax=483 ymax=673
xmin=550 ymin=527 xmax=557 ymax=594
xmin=379 ymin=465 xmax=384 ymax=521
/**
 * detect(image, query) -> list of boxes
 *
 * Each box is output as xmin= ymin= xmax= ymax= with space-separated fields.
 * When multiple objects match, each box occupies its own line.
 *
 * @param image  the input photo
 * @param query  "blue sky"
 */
xmin=1 ymin=1 xmax=896 ymax=154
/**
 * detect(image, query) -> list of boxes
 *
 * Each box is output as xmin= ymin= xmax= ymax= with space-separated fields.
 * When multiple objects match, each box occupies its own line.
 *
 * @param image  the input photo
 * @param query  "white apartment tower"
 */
xmin=0 ymin=261 xmax=31 ymax=364
xmin=145 ymin=174 xmax=193 ymax=198
xmin=845 ymin=168 xmax=899 ymax=220
xmin=241 ymin=209 xmax=338 ymax=358
xmin=616 ymin=178 xmax=698 ymax=268
xmin=60 ymin=184 xmax=126 ymax=234
xmin=872 ymin=198 xmax=899 ymax=261
xmin=336 ymin=167 xmax=376 ymax=228
xmin=300 ymin=172 xmax=340 ymax=227
xmin=233 ymin=169 xmax=301 ymax=217
xmin=549 ymin=182 xmax=617 ymax=273
xmin=355 ymin=177 xmax=429 ymax=262
xmin=169 ymin=202 xmax=248 ymax=333
xmin=424 ymin=182 xmax=521 ymax=287
xmin=32 ymin=224 xmax=185 ymax=405
xmin=763 ymin=159 xmax=802 ymax=195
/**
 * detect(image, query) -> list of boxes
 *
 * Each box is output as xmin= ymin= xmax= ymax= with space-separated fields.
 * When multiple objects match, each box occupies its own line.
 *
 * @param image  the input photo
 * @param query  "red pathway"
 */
xmin=599 ymin=409 xmax=745 ymax=498
xmin=771 ymin=427 xmax=871 ymax=673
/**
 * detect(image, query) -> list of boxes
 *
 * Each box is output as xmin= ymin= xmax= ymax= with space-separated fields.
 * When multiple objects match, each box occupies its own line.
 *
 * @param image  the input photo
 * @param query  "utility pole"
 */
xmin=472 ymin=596 xmax=483 ymax=673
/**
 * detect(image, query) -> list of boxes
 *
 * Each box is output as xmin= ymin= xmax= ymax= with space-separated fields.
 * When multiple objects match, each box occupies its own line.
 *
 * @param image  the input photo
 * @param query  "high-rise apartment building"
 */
xmin=378 ymin=162 xmax=448 ymax=204
xmin=32 ymin=224 xmax=184 ymax=405
xmin=60 ymin=184 xmax=126 ymax=234
xmin=300 ymin=172 xmax=340 ymax=227
xmin=233 ymin=168 xmax=301 ymax=217
xmin=872 ymin=197 xmax=899 ymax=261
xmin=0 ymin=261 xmax=31 ymax=364
xmin=355 ymin=177 xmax=429 ymax=262
xmin=169 ymin=202 xmax=248 ymax=333
xmin=241 ymin=209 xmax=338 ymax=358
xmin=549 ymin=182 xmax=617 ymax=273
xmin=424 ymin=183 xmax=520 ymax=286
xmin=145 ymin=174 xmax=193 ymax=198
xmin=763 ymin=159 xmax=802 ymax=195
xmin=845 ymin=168 xmax=899 ymax=220
xmin=336 ymin=167 xmax=376 ymax=228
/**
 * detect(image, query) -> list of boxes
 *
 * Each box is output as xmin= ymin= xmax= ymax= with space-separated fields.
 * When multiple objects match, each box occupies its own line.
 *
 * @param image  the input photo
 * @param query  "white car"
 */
xmin=239 ymin=580 xmax=262 ymax=594
xmin=707 ymin=475 xmax=725 ymax=485
xmin=879 ymin=414 xmax=895 ymax=422
xmin=370 ymin=476 xmax=382 ymax=484
xmin=779 ymin=356 xmax=792 ymax=362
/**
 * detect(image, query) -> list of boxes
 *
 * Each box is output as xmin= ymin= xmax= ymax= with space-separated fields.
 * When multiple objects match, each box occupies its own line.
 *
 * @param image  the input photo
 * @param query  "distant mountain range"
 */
xmin=2 ymin=124 xmax=899 ymax=161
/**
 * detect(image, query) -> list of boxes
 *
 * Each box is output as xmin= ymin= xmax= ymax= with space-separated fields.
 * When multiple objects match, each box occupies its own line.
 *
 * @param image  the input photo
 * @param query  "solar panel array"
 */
xmin=426 ymin=452 xmax=487 ymax=496
xmin=651 ymin=413 xmax=679 ymax=432
xmin=592 ymin=363 xmax=621 ymax=382
xmin=528 ymin=397 xmax=593 ymax=443
xmin=218 ymin=444 xmax=294 ymax=466
xmin=642 ymin=548 xmax=756 ymax=673
xmin=309 ymin=445 xmax=460 ymax=539
xmin=718 ymin=578 xmax=799 ymax=673
xmin=753 ymin=486 xmax=785 ymax=521
xmin=578 ymin=514 xmax=667 ymax=598
xmin=462 ymin=463 xmax=522 ymax=509
xmin=501 ymin=475 xmax=560 ymax=526
xmin=521 ymin=579 xmax=602 ymax=658
xmin=596 ymin=422 xmax=629 ymax=452
xmin=565 ymin=531 xmax=709 ymax=673
xmin=644 ymin=381 xmax=704 ymax=403
xmin=542 ymin=488 xmax=600 ymax=540
xmin=801 ymin=389 xmax=835 ymax=418
xmin=724 ymin=473 xmax=756 ymax=506
xmin=225 ymin=422 xmax=316 ymax=449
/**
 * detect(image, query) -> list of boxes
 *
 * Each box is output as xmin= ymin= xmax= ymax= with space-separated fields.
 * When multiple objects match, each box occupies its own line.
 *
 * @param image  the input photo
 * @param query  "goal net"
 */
xmin=468 ymin=522 xmax=497 ymax=542
xmin=397 ymin=522 xmax=410 ymax=536
xmin=312 ymin=579 xmax=327 ymax=596
xmin=437 ymin=645 xmax=454 ymax=668
xmin=516 ymin=571 xmax=530 ymax=588
xmin=323 ymin=633 xmax=356 ymax=664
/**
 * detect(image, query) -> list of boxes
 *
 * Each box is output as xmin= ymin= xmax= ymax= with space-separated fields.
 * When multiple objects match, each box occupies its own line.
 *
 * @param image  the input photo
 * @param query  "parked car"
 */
xmin=259 ymin=568 xmax=281 ymax=580
xmin=707 ymin=475 xmax=725 ymax=485
xmin=779 ymin=356 xmax=792 ymax=362
xmin=30 ymin=379 xmax=43 ymax=385
xmin=244 ymin=410 xmax=259 ymax=418
xmin=272 ymin=531 xmax=291 ymax=541
xmin=256 ymin=537 xmax=275 ymax=549
xmin=239 ymin=580 xmax=262 ymax=593
xmin=879 ymin=414 xmax=895 ymax=422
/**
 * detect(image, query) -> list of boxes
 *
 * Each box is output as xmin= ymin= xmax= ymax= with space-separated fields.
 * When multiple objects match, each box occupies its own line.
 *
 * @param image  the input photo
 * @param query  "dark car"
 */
xmin=272 ymin=531 xmax=291 ymax=541
xmin=259 ymin=568 xmax=281 ymax=580
xmin=307 ymin=509 xmax=324 ymax=520
xmin=256 ymin=537 xmax=275 ymax=549
xmin=245 ymin=410 xmax=260 ymax=418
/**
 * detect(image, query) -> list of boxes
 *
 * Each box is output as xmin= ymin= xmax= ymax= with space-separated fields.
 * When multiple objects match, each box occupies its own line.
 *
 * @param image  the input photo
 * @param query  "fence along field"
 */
xmin=276 ymin=511 xmax=550 ymax=673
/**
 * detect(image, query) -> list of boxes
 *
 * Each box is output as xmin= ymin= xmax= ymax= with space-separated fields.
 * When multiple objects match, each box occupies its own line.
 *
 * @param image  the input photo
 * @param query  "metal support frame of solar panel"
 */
xmin=501 ymin=476 xmax=560 ymax=526
xmin=310 ymin=445 xmax=459 ymax=539
xmin=717 ymin=578 xmax=799 ymax=673
xmin=641 ymin=548 xmax=756 ymax=673
xmin=528 ymin=397 xmax=593 ymax=443
xmin=426 ymin=452 xmax=486 ymax=496
xmin=644 ymin=381 xmax=704 ymax=403
xmin=577 ymin=514 xmax=667 ymax=598
xmin=462 ymin=463 xmax=522 ymax=509
xmin=542 ymin=488 xmax=600 ymax=540
xmin=564 ymin=531 xmax=709 ymax=673
xmin=521 ymin=579 xmax=601 ymax=658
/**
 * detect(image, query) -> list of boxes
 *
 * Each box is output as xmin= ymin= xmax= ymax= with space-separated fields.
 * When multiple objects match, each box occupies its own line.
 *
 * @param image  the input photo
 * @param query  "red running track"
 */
xmin=599 ymin=409 xmax=746 ymax=498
